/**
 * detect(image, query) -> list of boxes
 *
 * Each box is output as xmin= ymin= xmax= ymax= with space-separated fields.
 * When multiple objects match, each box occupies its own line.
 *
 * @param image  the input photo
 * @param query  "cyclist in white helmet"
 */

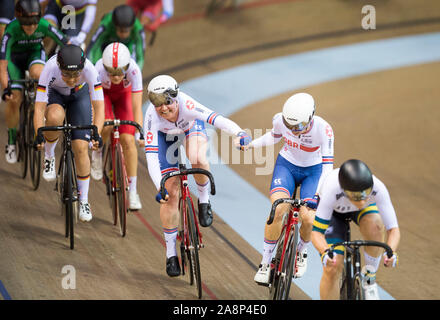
xmin=92 ymin=42 xmax=144 ymax=210
xmin=245 ymin=92 xmax=335 ymax=284
xmin=144 ymin=74 xmax=251 ymax=277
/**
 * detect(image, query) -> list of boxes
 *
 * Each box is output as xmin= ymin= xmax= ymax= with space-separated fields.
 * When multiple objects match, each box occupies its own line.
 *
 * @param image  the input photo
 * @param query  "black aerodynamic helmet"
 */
xmin=57 ymin=44 xmax=86 ymax=71
xmin=15 ymin=0 xmax=41 ymax=25
xmin=338 ymin=159 xmax=373 ymax=192
xmin=112 ymin=5 xmax=136 ymax=29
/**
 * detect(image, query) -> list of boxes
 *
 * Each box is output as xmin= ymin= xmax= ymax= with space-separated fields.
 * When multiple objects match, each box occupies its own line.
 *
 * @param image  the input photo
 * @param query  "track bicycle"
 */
xmin=266 ymin=190 xmax=306 ymax=300
xmin=37 ymin=124 xmax=98 ymax=250
xmin=6 ymin=78 xmax=41 ymax=189
xmin=327 ymin=214 xmax=394 ymax=300
xmin=102 ymin=119 xmax=144 ymax=237
xmin=159 ymin=159 xmax=216 ymax=299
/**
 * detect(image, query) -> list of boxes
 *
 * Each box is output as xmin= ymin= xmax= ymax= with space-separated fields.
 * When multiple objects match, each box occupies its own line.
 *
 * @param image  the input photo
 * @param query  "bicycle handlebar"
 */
xmin=327 ymin=240 xmax=393 ymax=259
xmin=37 ymin=124 xmax=98 ymax=138
xmin=267 ymin=198 xmax=306 ymax=225
xmin=159 ymin=168 xmax=216 ymax=200
xmin=104 ymin=120 xmax=144 ymax=140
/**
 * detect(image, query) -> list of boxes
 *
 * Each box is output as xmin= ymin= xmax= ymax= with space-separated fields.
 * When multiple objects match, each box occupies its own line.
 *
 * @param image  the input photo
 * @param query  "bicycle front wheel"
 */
xmin=28 ymin=109 xmax=41 ymax=190
xmin=275 ymin=226 xmax=298 ymax=300
xmin=17 ymin=103 xmax=28 ymax=179
xmin=65 ymin=150 xmax=75 ymax=250
xmin=115 ymin=143 xmax=127 ymax=237
xmin=186 ymin=197 xmax=202 ymax=299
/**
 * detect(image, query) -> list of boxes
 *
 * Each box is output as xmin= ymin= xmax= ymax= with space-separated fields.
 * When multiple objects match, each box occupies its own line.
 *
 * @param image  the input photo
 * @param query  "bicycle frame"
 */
xmin=37 ymin=124 xmax=98 ymax=249
xmin=160 ymin=163 xmax=216 ymax=299
xmin=267 ymin=196 xmax=306 ymax=300
xmin=102 ymin=119 xmax=144 ymax=235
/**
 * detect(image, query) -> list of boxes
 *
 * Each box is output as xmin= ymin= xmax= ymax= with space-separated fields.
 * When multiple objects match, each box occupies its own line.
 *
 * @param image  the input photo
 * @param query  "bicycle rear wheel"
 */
xmin=186 ymin=197 xmax=202 ymax=299
xmin=27 ymin=109 xmax=41 ymax=190
xmin=115 ymin=143 xmax=127 ymax=237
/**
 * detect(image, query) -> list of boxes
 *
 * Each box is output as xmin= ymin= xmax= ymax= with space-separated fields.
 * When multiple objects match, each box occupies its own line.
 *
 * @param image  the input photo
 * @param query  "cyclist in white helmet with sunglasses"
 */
xmin=144 ymin=74 xmax=251 ymax=277
xmin=92 ymin=42 xmax=144 ymax=210
xmin=245 ymin=92 xmax=335 ymax=284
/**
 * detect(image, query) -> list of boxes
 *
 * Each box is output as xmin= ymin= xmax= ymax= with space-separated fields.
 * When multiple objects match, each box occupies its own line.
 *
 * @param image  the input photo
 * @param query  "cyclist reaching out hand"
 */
xmin=91 ymin=42 xmax=144 ymax=210
xmin=144 ymin=74 xmax=251 ymax=277
xmin=246 ymin=93 xmax=335 ymax=284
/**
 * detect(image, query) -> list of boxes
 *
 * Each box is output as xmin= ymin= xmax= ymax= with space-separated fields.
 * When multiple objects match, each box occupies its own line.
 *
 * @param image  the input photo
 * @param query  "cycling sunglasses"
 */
xmin=343 ymin=187 xmax=373 ymax=201
xmin=18 ymin=15 xmax=41 ymax=26
xmin=104 ymin=64 xmax=129 ymax=76
xmin=282 ymin=117 xmax=310 ymax=132
xmin=149 ymin=92 xmax=175 ymax=108
xmin=61 ymin=69 xmax=82 ymax=78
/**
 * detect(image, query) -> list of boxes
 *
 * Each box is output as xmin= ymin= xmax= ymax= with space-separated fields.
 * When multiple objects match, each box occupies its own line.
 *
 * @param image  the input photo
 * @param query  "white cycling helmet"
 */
xmin=282 ymin=92 xmax=315 ymax=132
xmin=102 ymin=42 xmax=131 ymax=75
xmin=147 ymin=75 xmax=179 ymax=107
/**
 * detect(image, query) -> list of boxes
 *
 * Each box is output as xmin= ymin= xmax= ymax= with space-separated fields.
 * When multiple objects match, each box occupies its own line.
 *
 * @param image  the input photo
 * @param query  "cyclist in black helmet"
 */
xmin=311 ymin=159 xmax=401 ymax=299
xmin=34 ymin=44 xmax=105 ymax=223
xmin=86 ymin=4 xmax=146 ymax=69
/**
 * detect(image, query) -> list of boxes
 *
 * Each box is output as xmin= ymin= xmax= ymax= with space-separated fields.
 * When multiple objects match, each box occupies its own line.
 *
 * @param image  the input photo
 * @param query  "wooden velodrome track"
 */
xmin=1 ymin=0 xmax=439 ymax=301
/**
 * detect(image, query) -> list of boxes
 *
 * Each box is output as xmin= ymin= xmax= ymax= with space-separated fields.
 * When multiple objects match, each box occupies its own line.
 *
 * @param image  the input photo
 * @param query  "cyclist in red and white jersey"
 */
xmin=247 ymin=93 xmax=334 ymax=284
xmin=126 ymin=0 xmax=173 ymax=33
xmin=34 ymin=44 xmax=104 ymax=222
xmin=91 ymin=42 xmax=144 ymax=210
xmin=144 ymin=74 xmax=251 ymax=276
xmin=312 ymin=159 xmax=400 ymax=300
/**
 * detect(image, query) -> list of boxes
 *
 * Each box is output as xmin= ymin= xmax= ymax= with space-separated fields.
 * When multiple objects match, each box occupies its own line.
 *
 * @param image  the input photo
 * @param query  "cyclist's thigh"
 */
xmin=323 ymin=212 xmax=349 ymax=256
xmin=185 ymin=120 xmax=208 ymax=165
xmin=43 ymin=0 xmax=62 ymax=27
xmin=62 ymin=11 xmax=85 ymax=37
xmin=28 ymin=47 xmax=46 ymax=79
xmin=158 ymin=131 xmax=182 ymax=176
xmin=141 ymin=0 xmax=162 ymax=20
xmin=298 ymin=163 xmax=322 ymax=201
xmin=0 ymin=0 xmax=14 ymax=26
xmin=113 ymin=90 xmax=135 ymax=136
xmin=65 ymin=84 xmax=92 ymax=141
xmin=269 ymin=154 xmax=295 ymax=198
xmin=8 ymin=52 xmax=27 ymax=90
xmin=353 ymin=203 xmax=380 ymax=226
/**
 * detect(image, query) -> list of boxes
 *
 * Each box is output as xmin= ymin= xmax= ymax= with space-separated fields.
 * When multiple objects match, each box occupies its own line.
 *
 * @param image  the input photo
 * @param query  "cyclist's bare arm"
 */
xmin=91 ymin=99 xmax=104 ymax=135
xmin=132 ymin=91 xmax=143 ymax=144
xmin=0 ymin=60 xmax=8 ymax=90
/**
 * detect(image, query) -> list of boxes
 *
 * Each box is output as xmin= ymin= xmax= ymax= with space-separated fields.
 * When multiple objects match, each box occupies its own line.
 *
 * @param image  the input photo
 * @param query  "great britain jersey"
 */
xmin=313 ymin=168 xmax=399 ymax=232
xmin=144 ymin=91 xmax=243 ymax=190
xmin=35 ymin=55 xmax=104 ymax=102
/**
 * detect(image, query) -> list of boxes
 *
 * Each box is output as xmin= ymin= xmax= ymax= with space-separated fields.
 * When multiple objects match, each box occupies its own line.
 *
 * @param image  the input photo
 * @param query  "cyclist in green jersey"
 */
xmin=86 ymin=5 xmax=146 ymax=70
xmin=0 ymin=0 xmax=68 ymax=164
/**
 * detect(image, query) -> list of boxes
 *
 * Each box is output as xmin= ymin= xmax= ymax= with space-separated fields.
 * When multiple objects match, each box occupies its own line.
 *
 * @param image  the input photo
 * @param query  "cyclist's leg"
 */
xmin=28 ymin=47 xmax=46 ymax=80
xmin=320 ymin=214 xmax=346 ymax=300
xmin=184 ymin=120 xmax=213 ymax=227
xmin=158 ymin=131 xmax=181 ymax=275
xmin=0 ymin=0 xmax=14 ymax=40
xmin=255 ymin=155 xmax=294 ymax=283
xmin=91 ymin=93 xmax=113 ymax=180
xmin=4 ymin=56 xmax=24 ymax=163
xmin=355 ymin=204 xmax=385 ymax=273
xmin=67 ymin=84 xmax=93 ymax=221
xmin=43 ymin=0 xmax=61 ymax=55
xmin=297 ymin=163 xmax=323 ymax=250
